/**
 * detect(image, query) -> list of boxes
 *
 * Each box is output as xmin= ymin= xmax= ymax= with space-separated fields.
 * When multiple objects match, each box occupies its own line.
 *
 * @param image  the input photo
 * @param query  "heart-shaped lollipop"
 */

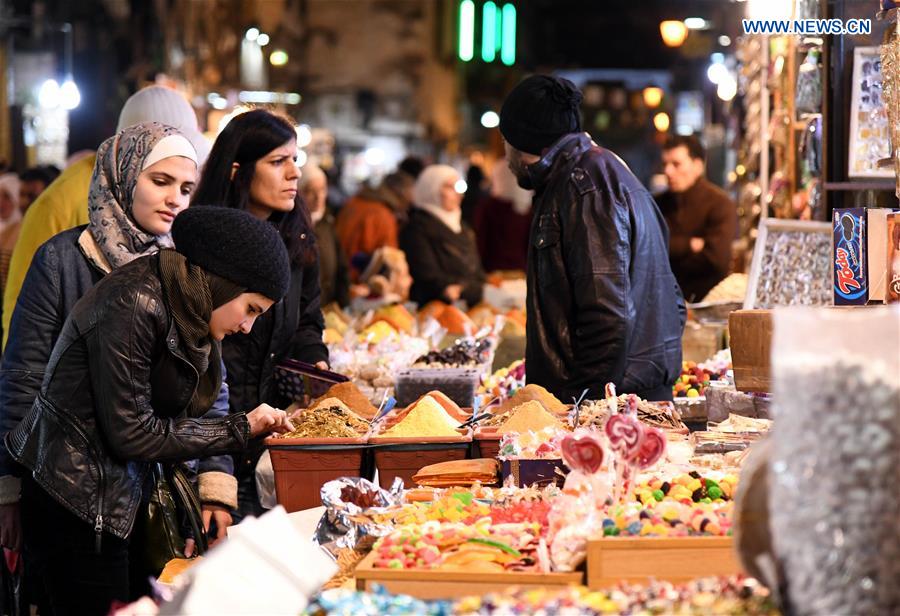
xmin=560 ymin=431 xmax=605 ymax=474
xmin=605 ymin=413 xmax=643 ymax=461
xmin=634 ymin=426 xmax=666 ymax=469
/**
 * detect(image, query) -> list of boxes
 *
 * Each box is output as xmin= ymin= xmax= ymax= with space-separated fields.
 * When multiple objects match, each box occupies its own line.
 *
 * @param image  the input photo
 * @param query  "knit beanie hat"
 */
xmin=499 ymin=75 xmax=584 ymax=156
xmin=171 ymin=206 xmax=291 ymax=302
xmin=117 ymin=86 xmax=212 ymax=165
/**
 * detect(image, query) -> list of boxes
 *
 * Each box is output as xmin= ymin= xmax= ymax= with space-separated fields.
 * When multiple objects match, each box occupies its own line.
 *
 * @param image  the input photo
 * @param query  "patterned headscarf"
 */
xmin=87 ymin=122 xmax=196 ymax=270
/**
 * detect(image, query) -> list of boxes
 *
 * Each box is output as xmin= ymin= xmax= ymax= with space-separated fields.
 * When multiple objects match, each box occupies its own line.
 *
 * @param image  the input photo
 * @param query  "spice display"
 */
xmin=379 ymin=395 xmax=462 ymax=438
xmin=310 ymin=382 xmax=379 ymax=419
xmin=497 ymin=401 xmax=566 ymax=435
xmin=278 ymin=402 xmax=369 ymax=439
xmin=492 ymin=384 xmax=567 ymax=416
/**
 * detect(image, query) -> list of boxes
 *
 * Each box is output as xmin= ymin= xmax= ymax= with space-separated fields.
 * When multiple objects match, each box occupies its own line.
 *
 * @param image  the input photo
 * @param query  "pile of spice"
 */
xmin=280 ymin=401 xmax=369 ymax=439
xmin=380 ymin=395 xmax=461 ymax=438
xmin=492 ymin=384 xmax=567 ymax=416
xmin=310 ymin=381 xmax=379 ymax=419
xmin=497 ymin=401 xmax=566 ymax=435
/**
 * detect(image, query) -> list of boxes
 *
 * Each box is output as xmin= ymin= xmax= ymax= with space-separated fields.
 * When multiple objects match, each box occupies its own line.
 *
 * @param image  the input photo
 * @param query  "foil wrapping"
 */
xmin=313 ymin=476 xmax=405 ymax=558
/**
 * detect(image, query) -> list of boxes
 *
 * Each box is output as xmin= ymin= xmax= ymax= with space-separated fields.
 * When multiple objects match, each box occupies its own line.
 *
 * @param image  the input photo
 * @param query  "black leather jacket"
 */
xmin=6 ymin=254 xmax=251 ymax=542
xmin=524 ymin=133 xmax=685 ymax=401
xmin=0 ymin=227 xmax=234 ymax=486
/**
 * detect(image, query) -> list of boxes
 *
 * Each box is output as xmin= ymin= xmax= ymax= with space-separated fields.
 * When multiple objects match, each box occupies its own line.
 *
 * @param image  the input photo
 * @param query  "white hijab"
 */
xmin=412 ymin=165 xmax=463 ymax=234
xmin=490 ymin=160 xmax=533 ymax=215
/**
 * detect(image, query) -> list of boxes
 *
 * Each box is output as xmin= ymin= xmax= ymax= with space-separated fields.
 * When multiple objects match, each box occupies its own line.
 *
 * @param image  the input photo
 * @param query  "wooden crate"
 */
xmin=354 ymin=551 xmax=583 ymax=599
xmin=586 ymin=536 xmax=741 ymax=589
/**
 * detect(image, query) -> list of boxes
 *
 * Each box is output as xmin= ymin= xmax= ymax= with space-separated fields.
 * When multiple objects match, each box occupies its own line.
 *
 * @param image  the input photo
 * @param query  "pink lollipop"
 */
xmin=605 ymin=413 xmax=644 ymax=461
xmin=561 ymin=431 xmax=605 ymax=474
xmin=634 ymin=426 xmax=666 ymax=469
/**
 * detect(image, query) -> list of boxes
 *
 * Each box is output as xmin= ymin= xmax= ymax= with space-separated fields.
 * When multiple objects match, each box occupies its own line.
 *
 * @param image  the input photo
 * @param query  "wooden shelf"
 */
xmin=823 ymin=181 xmax=896 ymax=192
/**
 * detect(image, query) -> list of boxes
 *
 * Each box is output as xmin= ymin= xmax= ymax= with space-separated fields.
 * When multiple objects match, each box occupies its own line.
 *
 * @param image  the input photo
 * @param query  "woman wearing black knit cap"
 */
xmin=5 ymin=206 xmax=294 ymax=615
xmin=192 ymin=109 xmax=328 ymax=523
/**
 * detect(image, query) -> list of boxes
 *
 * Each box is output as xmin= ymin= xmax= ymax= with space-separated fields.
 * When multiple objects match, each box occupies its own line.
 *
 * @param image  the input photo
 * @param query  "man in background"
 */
xmin=499 ymin=75 xmax=684 ymax=402
xmin=656 ymin=134 xmax=737 ymax=303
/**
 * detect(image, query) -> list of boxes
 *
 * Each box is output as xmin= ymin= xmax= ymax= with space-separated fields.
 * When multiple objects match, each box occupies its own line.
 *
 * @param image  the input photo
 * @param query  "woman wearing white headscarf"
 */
xmin=0 ymin=123 xmax=239 ymax=574
xmin=400 ymin=164 xmax=485 ymax=307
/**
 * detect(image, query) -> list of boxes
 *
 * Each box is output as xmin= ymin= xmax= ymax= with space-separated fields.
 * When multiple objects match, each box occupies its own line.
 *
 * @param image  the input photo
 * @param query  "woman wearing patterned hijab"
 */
xmin=0 ymin=122 xmax=236 ymax=575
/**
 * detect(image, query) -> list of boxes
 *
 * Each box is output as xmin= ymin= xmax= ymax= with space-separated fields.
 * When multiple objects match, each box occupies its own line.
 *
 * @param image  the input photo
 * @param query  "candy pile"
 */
xmin=306 ymin=584 xmax=449 ymax=616
xmin=674 ymin=360 xmax=729 ymax=398
xmin=392 ymin=491 xmax=491 ymax=526
xmin=277 ymin=402 xmax=368 ymax=439
xmin=634 ymin=472 xmax=738 ymax=505
xmin=598 ymin=501 xmax=733 ymax=538
xmin=371 ymin=519 xmax=544 ymax=572
xmin=477 ymin=360 xmax=525 ymax=401
xmin=453 ymin=576 xmax=776 ymax=615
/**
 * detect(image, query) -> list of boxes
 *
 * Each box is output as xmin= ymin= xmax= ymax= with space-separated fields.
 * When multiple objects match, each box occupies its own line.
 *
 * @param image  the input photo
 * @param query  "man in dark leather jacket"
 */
xmin=499 ymin=75 xmax=685 ymax=402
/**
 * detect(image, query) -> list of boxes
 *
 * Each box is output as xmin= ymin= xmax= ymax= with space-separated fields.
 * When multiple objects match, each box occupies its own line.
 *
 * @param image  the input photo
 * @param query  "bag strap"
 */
xmin=165 ymin=464 xmax=209 ymax=554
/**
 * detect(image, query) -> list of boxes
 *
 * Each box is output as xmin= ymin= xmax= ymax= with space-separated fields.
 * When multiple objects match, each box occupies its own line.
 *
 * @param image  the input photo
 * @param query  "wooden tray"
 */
xmin=586 ymin=536 xmax=741 ymax=588
xmin=369 ymin=428 xmax=472 ymax=445
xmin=354 ymin=550 xmax=583 ymax=599
xmin=264 ymin=433 xmax=368 ymax=447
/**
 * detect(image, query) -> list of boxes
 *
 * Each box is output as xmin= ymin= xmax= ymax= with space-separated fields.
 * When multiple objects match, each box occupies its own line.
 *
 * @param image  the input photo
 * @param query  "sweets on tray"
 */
xmin=577 ymin=396 xmax=685 ymax=431
xmin=277 ymin=402 xmax=369 ymax=439
xmin=413 ymin=459 xmax=500 ymax=488
xmin=371 ymin=519 xmax=544 ymax=572
xmin=597 ymin=500 xmax=733 ymax=538
xmin=674 ymin=359 xmax=730 ymax=398
xmin=634 ymin=472 xmax=738 ymax=505
xmin=453 ymin=576 xmax=776 ymax=615
xmin=310 ymin=381 xmax=379 ymax=419
xmin=379 ymin=395 xmax=462 ymax=438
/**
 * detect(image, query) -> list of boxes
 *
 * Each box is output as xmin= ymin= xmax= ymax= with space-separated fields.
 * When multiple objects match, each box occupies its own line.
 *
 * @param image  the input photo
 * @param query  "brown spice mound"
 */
xmin=493 ymin=384 xmax=566 ymax=416
xmin=280 ymin=405 xmax=368 ymax=438
xmin=311 ymin=381 xmax=378 ymax=419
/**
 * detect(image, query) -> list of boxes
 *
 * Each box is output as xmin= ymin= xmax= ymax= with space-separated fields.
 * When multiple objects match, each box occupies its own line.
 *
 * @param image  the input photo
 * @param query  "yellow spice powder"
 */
xmin=381 ymin=395 xmax=461 ymax=438
xmin=498 ymin=400 xmax=564 ymax=435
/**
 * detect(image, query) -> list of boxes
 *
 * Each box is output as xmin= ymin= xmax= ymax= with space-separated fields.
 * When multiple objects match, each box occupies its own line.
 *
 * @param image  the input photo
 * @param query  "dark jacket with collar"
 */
xmin=400 ymin=208 xmax=486 ymax=307
xmin=5 ymin=253 xmax=250 ymax=541
xmin=524 ymin=133 xmax=685 ymax=402
xmin=0 ymin=226 xmax=235 ymax=503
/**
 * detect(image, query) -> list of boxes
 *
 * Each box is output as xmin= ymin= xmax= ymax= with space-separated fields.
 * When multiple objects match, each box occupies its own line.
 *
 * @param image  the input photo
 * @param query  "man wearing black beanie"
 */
xmin=499 ymin=74 xmax=685 ymax=402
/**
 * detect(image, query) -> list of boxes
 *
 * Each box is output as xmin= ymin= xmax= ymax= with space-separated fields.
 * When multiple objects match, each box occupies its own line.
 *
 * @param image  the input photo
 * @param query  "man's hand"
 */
xmin=202 ymin=504 xmax=232 ymax=548
xmin=0 ymin=503 xmax=21 ymax=552
xmin=690 ymin=237 xmax=705 ymax=253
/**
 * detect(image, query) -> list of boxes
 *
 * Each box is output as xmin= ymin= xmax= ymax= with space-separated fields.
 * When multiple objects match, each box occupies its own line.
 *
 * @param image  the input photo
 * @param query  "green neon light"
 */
xmin=501 ymin=3 xmax=516 ymax=66
xmin=458 ymin=0 xmax=475 ymax=62
xmin=482 ymin=2 xmax=498 ymax=62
